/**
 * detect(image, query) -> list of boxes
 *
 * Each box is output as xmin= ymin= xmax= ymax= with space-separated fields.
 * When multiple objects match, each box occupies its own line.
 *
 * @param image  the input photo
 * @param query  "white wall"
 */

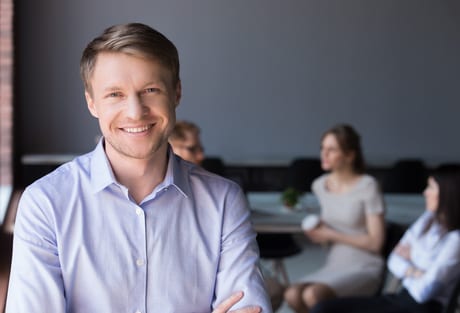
xmin=16 ymin=0 xmax=460 ymax=165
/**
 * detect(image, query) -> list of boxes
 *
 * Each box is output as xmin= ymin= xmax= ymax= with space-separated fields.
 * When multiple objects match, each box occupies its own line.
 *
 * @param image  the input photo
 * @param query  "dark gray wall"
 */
xmin=16 ymin=0 xmax=460 ymax=165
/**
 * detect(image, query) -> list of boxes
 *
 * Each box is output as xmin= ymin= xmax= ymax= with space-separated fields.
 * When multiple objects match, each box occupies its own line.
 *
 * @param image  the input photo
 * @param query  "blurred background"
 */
xmin=9 ymin=0 xmax=460 ymax=166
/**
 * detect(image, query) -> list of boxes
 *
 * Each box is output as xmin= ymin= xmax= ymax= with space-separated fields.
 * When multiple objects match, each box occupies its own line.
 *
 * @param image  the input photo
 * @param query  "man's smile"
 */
xmin=122 ymin=124 xmax=153 ymax=133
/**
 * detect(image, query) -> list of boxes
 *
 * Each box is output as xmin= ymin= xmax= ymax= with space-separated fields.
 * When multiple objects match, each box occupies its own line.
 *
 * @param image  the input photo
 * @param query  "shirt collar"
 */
xmin=90 ymin=139 xmax=117 ymax=193
xmin=169 ymin=146 xmax=191 ymax=198
xmin=89 ymin=139 xmax=191 ymax=198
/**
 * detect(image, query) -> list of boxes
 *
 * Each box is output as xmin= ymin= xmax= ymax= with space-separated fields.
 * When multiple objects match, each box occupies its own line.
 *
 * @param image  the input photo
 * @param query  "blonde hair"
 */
xmin=169 ymin=120 xmax=200 ymax=142
xmin=80 ymin=23 xmax=180 ymax=93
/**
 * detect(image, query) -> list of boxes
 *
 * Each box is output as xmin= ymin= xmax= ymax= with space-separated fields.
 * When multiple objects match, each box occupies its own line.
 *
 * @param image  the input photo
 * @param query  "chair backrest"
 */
xmin=285 ymin=158 xmax=323 ymax=192
xmin=202 ymin=157 xmax=225 ymax=176
xmin=382 ymin=221 xmax=407 ymax=259
xmin=382 ymin=159 xmax=428 ymax=193
xmin=256 ymin=233 xmax=302 ymax=259
xmin=377 ymin=221 xmax=407 ymax=294
xmin=443 ymin=276 xmax=460 ymax=313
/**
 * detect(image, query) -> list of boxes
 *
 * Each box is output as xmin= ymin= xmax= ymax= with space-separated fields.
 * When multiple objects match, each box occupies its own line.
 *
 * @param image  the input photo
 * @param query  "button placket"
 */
xmin=131 ymin=203 xmax=147 ymax=312
xmin=134 ymin=205 xmax=146 ymax=268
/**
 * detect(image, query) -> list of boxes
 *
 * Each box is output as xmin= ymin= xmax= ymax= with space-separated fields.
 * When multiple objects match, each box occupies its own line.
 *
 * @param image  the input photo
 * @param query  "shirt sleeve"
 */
xmin=5 ymin=187 xmax=66 ymax=313
xmin=212 ymin=184 xmax=272 ymax=313
xmin=311 ymin=175 xmax=324 ymax=197
xmin=387 ymin=213 xmax=425 ymax=279
xmin=404 ymin=231 xmax=460 ymax=303
xmin=363 ymin=176 xmax=385 ymax=215
xmin=387 ymin=250 xmax=412 ymax=279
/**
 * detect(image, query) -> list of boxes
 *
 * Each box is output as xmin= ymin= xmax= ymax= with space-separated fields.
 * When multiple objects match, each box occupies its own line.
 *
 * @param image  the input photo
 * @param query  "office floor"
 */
xmin=262 ymin=235 xmax=328 ymax=313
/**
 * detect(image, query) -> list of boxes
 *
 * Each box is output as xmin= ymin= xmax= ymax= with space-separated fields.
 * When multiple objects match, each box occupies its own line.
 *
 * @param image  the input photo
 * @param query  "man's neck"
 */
xmin=106 ymin=145 xmax=169 ymax=204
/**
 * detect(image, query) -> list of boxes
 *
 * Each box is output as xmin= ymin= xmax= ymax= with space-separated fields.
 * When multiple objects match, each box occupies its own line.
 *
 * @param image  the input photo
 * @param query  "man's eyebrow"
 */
xmin=143 ymin=80 xmax=164 ymax=86
xmin=103 ymin=86 xmax=122 ymax=91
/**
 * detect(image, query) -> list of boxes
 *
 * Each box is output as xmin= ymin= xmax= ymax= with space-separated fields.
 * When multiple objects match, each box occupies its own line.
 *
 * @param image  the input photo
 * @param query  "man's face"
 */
xmin=85 ymin=52 xmax=181 ymax=162
xmin=170 ymin=132 xmax=205 ymax=165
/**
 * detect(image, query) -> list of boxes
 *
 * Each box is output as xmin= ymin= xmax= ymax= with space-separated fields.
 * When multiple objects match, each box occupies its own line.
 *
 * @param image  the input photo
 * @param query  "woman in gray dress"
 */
xmin=284 ymin=124 xmax=386 ymax=313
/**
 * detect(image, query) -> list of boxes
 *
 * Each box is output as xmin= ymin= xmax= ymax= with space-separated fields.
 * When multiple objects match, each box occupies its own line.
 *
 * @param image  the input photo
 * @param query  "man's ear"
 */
xmin=85 ymin=91 xmax=98 ymax=118
xmin=174 ymin=80 xmax=182 ymax=108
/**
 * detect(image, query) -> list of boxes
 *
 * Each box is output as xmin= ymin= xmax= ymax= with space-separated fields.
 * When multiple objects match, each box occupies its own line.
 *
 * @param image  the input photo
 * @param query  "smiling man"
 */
xmin=6 ymin=23 xmax=270 ymax=313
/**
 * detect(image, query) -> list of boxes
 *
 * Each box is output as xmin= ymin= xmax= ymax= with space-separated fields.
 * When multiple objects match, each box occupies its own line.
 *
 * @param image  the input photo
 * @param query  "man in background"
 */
xmin=169 ymin=120 xmax=205 ymax=165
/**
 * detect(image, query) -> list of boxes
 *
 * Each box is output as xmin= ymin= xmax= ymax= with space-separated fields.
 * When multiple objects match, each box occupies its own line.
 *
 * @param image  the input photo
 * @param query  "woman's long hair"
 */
xmin=431 ymin=165 xmax=460 ymax=232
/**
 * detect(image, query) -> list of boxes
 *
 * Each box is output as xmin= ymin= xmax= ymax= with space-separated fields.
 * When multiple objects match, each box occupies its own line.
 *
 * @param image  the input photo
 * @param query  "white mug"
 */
xmin=301 ymin=214 xmax=320 ymax=231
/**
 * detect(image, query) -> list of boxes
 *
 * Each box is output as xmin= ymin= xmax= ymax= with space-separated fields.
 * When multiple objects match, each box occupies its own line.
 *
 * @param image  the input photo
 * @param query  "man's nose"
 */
xmin=126 ymin=95 xmax=146 ymax=119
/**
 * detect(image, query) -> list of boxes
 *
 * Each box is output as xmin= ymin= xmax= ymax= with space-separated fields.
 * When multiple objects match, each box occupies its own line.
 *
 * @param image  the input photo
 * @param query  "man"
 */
xmin=6 ymin=23 xmax=270 ymax=313
xmin=169 ymin=120 xmax=205 ymax=165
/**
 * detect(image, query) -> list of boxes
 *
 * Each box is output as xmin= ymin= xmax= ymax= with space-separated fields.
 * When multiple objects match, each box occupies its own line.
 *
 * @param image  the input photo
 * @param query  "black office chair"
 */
xmin=436 ymin=163 xmax=460 ymax=173
xmin=382 ymin=159 xmax=428 ymax=194
xmin=202 ymin=157 xmax=225 ymax=176
xmin=285 ymin=158 xmax=323 ymax=192
xmin=444 ymin=276 xmax=460 ymax=313
xmin=382 ymin=221 xmax=407 ymax=259
xmin=377 ymin=221 xmax=407 ymax=295
xmin=256 ymin=233 xmax=302 ymax=285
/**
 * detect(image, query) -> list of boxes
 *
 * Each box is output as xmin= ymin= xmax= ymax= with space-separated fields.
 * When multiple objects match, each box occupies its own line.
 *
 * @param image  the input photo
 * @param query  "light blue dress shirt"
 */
xmin=387 ymin=211 xmax=460 ymax=305
xmin=6 ymin=141 xmax=271 ymax=313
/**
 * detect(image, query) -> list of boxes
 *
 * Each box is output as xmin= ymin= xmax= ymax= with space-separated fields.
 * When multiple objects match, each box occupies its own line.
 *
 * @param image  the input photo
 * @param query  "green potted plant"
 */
xmin=281 ymin=187 xmax=301 ymax=209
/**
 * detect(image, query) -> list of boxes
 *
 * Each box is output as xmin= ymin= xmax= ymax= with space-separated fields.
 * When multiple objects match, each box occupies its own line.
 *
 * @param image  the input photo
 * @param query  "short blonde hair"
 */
xmin=169 ymin=120 xmax=200 ymax=142
xmin=80 ymin=23 xmax=180 ymax=93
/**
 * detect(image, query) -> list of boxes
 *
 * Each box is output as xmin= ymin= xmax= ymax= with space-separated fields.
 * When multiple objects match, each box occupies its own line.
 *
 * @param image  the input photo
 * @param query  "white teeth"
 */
xmin=124 ymin=125 xmax=151 ymax=133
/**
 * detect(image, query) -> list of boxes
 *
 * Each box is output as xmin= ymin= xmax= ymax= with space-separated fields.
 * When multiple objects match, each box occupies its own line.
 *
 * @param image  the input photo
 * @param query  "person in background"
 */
xmin=311 ymin=166 xmax=460 ymax=313
xmin=283 ymin=124 xmax=386 ymax=312
xmin=169 ymin=120 xmax=205 ymax=165
xmin=5 ymin=23 xmax=270 ymax=313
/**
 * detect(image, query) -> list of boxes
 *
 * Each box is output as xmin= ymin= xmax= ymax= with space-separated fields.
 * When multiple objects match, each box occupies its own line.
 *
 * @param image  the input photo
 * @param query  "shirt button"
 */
xmin=136 ymin=259 xmax=145 ymax=266
xmin=135 ymin=208 xmax=143 ymax=216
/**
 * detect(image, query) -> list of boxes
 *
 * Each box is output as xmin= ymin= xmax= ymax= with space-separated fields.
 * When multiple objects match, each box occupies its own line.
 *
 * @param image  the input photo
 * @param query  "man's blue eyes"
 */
xmin=107 ymin=89 xmax=158 ymax=98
